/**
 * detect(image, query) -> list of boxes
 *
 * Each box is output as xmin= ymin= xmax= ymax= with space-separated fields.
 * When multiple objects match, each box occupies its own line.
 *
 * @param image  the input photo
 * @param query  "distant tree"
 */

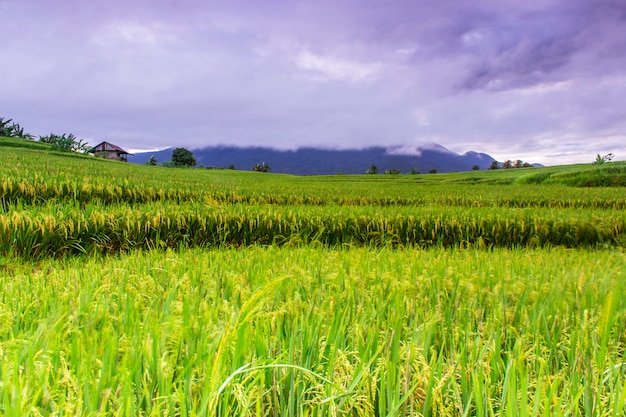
xmin=513 ymin=159 xmax=524 ymax=169
xmin=40 ymin=133 xmax=89 ymax=153
xmin=409 ymin=168 xmax=420 ymax=175
xmin=0 ymin=117 xmax=13 ymax=136
xmin=472 ymin=164 xmax=480 ymax=171
xmin=593 ymin=153 xmax=614 ymax=165
xmin=253 ymin=162 xmax=271 ymax=172
xmin=228 ymin=164 xmax=236 ymax=170
xmin=0 ymin=117 xmax=33 ymax=139
xmin=429 ymin=169 xmax=437 ymax=174
xmin=38 ymin=133 xmax=55 ymax=144
xmin=384 ymin=169 xmax=401 ymax=175
xmin=522 ymin=162 xmax=532 ymax=168
xmin=171 ymin=148 xmax=196 ymax=167
xmin=502 ymin=160 xmax=512 ymax=169
xmin=488 ymin=160 xmax=499 ymax=170
xmin=366 ymin=163 xmax=378 ymax=174
xmin=147 ymin=155 xmax=157 ymax=166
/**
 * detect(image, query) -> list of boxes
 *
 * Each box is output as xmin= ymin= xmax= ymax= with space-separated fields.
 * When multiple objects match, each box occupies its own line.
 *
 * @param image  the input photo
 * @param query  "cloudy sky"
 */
xmin=2 ymin=0 xmax=625 ymax=165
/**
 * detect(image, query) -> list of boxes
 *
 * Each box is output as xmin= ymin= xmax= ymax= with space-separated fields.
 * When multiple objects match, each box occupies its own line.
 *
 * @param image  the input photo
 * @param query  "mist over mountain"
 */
xmin=128 ymin=144 xmax=496 ymax=175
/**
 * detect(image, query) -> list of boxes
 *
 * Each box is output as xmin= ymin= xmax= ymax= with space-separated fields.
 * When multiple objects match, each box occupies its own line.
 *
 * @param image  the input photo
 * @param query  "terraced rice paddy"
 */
xmin=1 ymin=140 xmax=625 ymax=416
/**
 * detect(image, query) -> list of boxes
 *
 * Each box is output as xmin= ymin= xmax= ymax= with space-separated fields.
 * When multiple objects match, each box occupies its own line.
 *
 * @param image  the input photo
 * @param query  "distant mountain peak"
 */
xmin=463 ymin=151 xmax=489 ymax=159
xmin=386 ymin=143 xmax=454 ymax=156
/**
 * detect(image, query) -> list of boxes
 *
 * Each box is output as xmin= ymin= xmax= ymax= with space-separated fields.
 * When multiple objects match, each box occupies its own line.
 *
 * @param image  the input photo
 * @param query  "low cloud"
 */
xmin=295 ymin=51 xmax=381 ymax=83
xmin=1 ymin=0 xmax=625 ymax=165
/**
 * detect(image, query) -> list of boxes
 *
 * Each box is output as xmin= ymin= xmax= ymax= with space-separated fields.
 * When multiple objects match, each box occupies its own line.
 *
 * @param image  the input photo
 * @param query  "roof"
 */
xmin=92 ymin=141 xmax=131 ymax=155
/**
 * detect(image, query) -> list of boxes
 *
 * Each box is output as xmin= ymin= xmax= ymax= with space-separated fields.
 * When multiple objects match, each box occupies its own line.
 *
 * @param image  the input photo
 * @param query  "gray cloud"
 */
xmin=1 ymin=0 xmax=625 ymax=165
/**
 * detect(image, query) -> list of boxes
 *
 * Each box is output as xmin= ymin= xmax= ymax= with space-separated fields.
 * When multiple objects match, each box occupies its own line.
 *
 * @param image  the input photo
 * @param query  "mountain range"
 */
xmin=128 ymin=144 xmax=496 ymax=175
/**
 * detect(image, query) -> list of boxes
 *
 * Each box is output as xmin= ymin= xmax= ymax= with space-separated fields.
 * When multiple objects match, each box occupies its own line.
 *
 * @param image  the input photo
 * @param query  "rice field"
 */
xmin=1 ymin=141 xmax=625 ymax=416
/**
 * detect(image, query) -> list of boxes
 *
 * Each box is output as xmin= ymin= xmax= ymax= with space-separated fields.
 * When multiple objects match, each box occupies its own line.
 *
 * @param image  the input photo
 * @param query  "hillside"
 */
xmin=128 ymin=144 xmax=497 ymax=174
xmin=2 ymin=136 xmax=626 ymax=415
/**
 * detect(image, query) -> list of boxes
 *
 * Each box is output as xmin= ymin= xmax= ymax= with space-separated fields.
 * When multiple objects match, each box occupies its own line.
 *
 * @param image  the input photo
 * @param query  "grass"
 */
xmin=1 ymin=203 xmax=624 ymax=259
xmin=0 ymin=138 xmax=625 ymax=415
xmin=1 ymin=247 xmax=625 ymax=416
xmin=0 ymin=136 xmax=53 ymax=151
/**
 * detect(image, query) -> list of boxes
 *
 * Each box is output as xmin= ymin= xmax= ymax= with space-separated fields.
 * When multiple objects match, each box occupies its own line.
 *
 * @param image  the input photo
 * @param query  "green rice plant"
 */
xmin=1 ymin=203 xmax=624 ymax=259
xmin=0 ymin=203 xmax=626 ymax=258
xmin=2 ymin=145 xmax=625 ymax=212
xmin=1 ymin=247 xmax=625 ymax=415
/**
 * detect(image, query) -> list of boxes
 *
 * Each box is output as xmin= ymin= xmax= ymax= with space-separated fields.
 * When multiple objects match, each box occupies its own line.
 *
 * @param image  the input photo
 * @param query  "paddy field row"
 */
xmin=2 ymin=247 xmax=625 ymax=416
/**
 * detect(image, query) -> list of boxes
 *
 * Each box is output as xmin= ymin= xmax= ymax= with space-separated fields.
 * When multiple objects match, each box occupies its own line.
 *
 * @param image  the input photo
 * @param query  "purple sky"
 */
xmin=2 ymin=0 xmax=625 ymax=165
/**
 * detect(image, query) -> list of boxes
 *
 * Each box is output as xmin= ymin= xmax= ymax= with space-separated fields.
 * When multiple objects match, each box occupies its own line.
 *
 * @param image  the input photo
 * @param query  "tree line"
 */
xmin=1 ymin=117 xmax=90 ymax=153
xmin=489 ymin=159 xmax=533 ymax=170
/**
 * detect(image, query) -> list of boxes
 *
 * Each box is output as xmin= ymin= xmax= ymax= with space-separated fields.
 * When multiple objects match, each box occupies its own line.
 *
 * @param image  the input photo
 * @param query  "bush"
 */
xmin=253 ymin=162 xmax=271 ymax=172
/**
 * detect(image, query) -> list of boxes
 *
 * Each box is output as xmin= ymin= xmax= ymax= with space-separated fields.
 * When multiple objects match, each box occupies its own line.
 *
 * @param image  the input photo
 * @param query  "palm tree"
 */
xmin=39 ymin=133 xmax=90 ymax=153
xmin=0 ymin=118 xmax=32 ymax=138
xmin=0 ymin=118 xmax=13 ymax=136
